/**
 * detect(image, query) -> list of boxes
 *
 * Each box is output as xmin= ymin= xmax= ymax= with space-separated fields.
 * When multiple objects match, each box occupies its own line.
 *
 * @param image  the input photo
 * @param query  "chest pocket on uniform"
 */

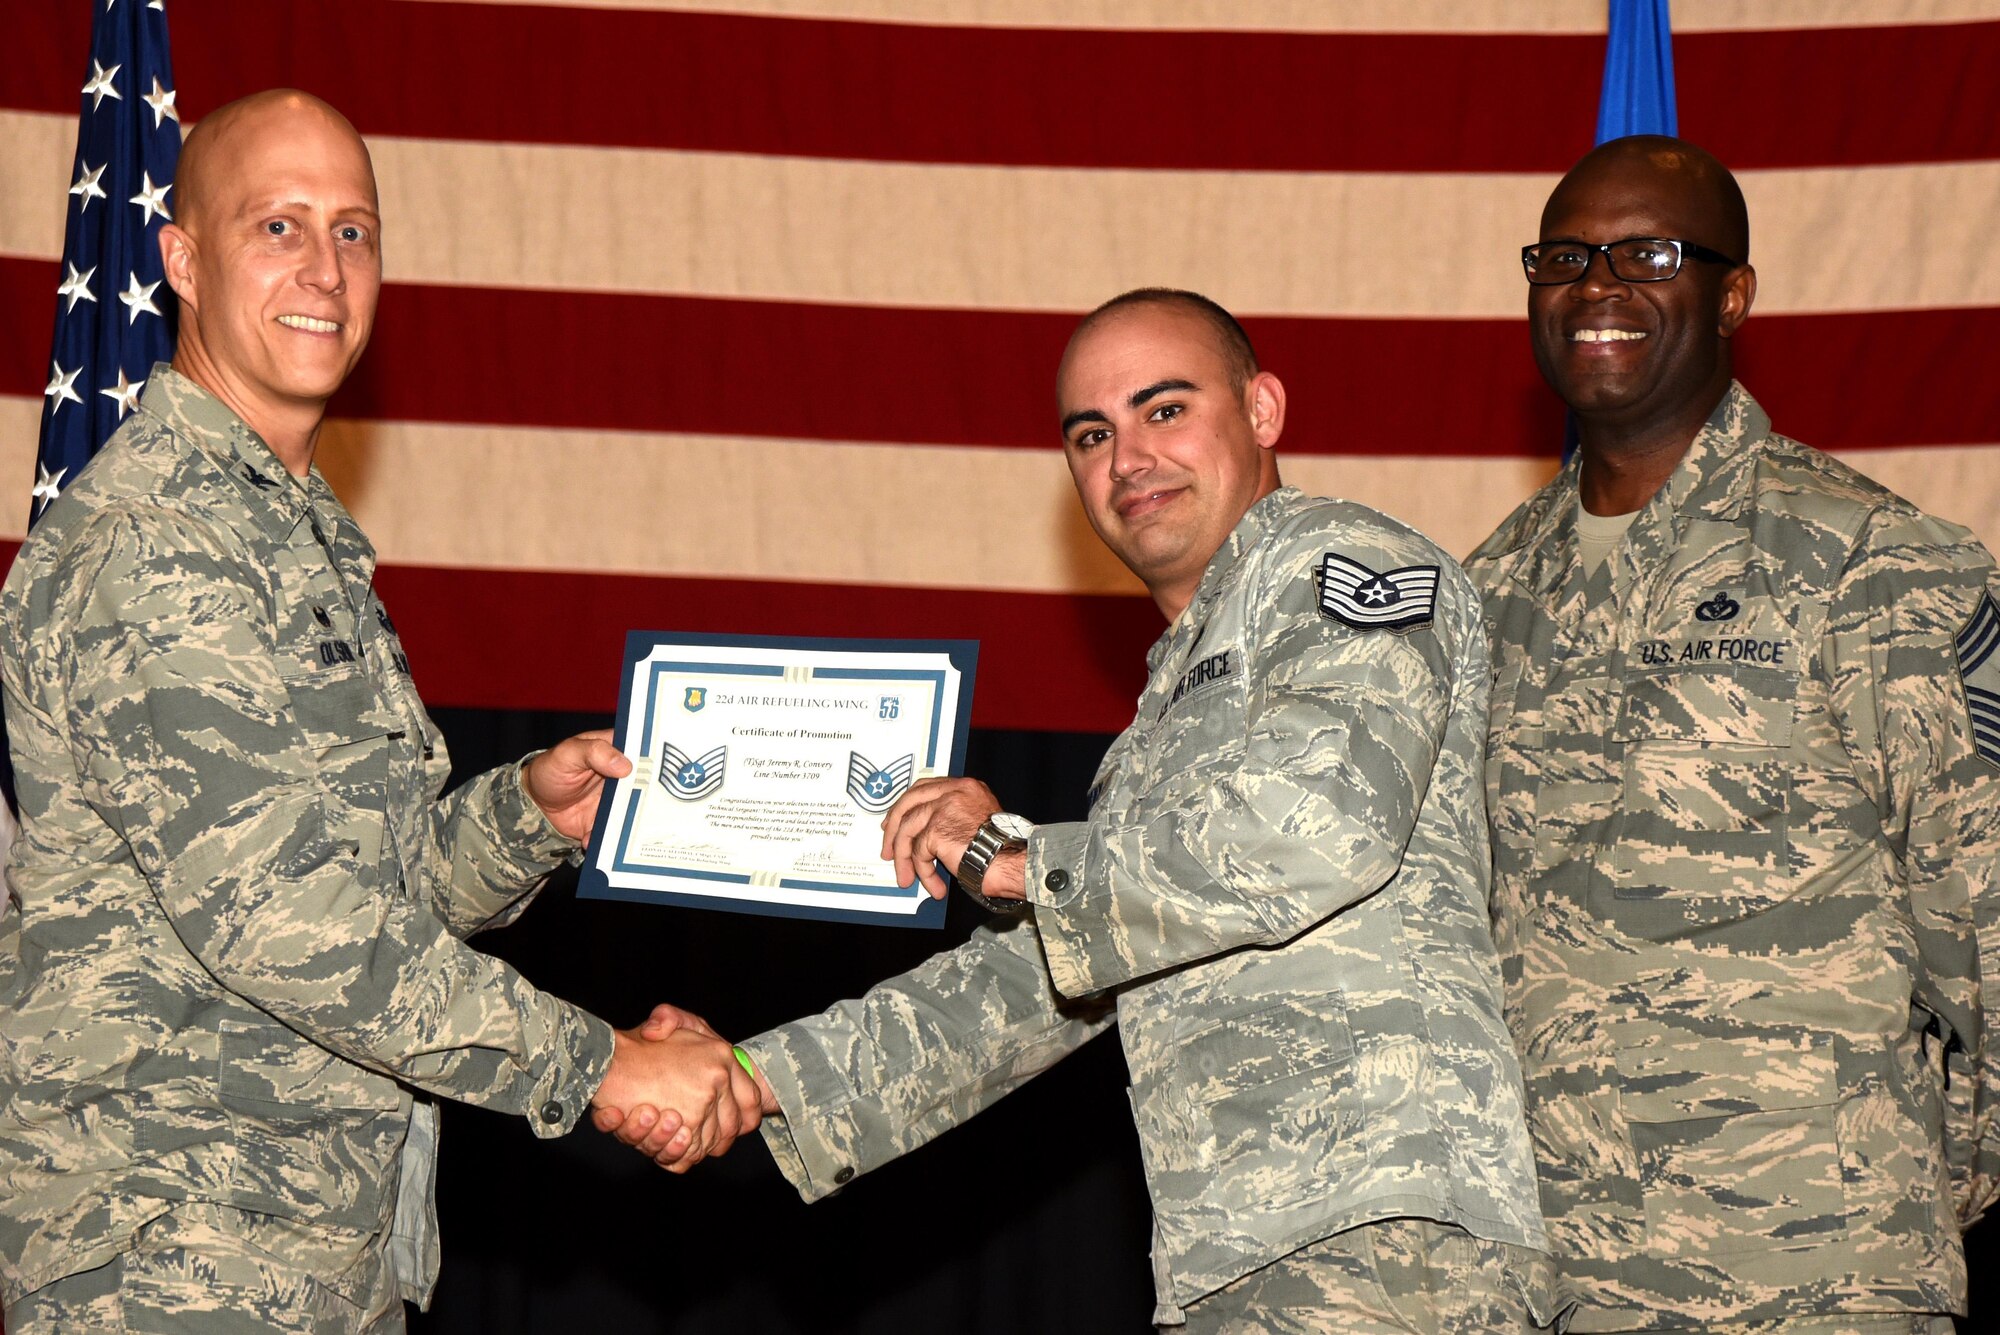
xmin=1133 ymin=649 xmax=1248 ymax=819
xmin=1604 ymin=666 xmax=1797 ymax=938
xmin=281 ymin=665 xmax=393 ymax=884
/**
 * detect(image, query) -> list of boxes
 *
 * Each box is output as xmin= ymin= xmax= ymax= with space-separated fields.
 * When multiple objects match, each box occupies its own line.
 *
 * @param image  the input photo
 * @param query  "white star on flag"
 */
xmin=142 ymin=76 xmax=178 ymax=128
xmin=129 ymin=171 xmax=172 ymax=225
xmin=31 ymin=464 xmax=67 ymax=509
xmin=100 ymin=368 xmax=145 ymax=418
xmin=44 ymin=363 xmax=84 ymax=414
xmin=69 ymin=161 xmax=107 ymax=211
xmin=119 ymin=272 xmax=163 ymax=323
xmin=82 ymin=60 xmax=122 ymax=110
xmin=57 ymin=264 xmax=98 ymax=313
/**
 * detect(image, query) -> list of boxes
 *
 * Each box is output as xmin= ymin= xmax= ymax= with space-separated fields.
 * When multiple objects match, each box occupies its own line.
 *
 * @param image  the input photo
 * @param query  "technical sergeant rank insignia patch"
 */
xmin=847 ymin=751 xmax=915 ymax=813
xmin=1317 ymin=552 xmax=1439 ymax=632
xmin=1955 ymin=591 xmax=2000 ymax=768
xmin=659 ymin=742 xmax=727 ymax=800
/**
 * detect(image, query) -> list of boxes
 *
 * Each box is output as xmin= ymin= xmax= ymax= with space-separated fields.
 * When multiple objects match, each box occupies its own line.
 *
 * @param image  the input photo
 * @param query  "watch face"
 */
xmin=991 ymin=812 xmax=1035 ymax=840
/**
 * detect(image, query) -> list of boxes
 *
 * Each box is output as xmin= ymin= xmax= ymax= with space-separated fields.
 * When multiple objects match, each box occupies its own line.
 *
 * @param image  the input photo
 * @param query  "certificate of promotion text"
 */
xmin=579 ymin=633 xmax=977 ymax=928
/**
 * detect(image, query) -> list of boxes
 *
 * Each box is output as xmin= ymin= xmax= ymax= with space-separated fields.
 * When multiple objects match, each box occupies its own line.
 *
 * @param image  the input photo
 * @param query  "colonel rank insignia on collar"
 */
xmin=1955 ymin=591 xmax=2000 ymax=768
xmin=1317 ymin=552 xmax=1439 ymax=632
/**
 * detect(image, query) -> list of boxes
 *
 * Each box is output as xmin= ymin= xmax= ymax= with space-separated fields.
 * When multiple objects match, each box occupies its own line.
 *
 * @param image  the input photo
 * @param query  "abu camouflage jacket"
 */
xmin=1470 ymin=383 xmax=2000 ymax=1328
xmin=744 ymin=487 xmax=1548 ymax=1323
xmin=0 ymin=368 xmax=612 ymax=1307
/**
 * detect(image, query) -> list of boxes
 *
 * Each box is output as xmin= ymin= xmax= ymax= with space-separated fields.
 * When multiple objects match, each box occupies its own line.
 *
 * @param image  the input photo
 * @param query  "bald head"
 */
xmin=1528 ymin=135 xmax=1758 ymax=498
xmin=160 ymin=89 xmax=383 ymax=473
xmin=1065 ymin=289 xmax=1259 ymax=394
xmin=1546 ymin=135 xmax=1748 ymax=264
xmin=176 ymin=89 xmax=377 ymax=237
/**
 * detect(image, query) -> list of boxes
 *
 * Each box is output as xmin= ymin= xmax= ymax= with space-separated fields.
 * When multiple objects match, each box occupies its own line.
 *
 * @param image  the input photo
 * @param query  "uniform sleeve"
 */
xmin=424 ymin=753 xmax=578 ymax=938
xmin=1824 ymin=506 xmax=2000 ymax=1227
xmin=739 ymin=914 xmax=1114 ymax=1200
xmin=1025 ymin=524 xmax=1462 ymax=999
xmin=51 ymin=507 xmax=612 ymax=1136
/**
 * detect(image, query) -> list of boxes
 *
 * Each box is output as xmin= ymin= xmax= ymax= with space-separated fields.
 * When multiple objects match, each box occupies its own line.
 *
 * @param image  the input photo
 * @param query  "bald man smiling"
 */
xmin=0 ymin=91 xmax=759 ymax=1333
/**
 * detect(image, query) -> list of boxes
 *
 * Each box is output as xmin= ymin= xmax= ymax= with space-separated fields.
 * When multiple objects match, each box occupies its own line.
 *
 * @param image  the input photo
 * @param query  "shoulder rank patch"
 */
xmin=1955 ymin=591 xmax=2000 ymax=767
xmin=1317 ymin=552 xmax=1439 ymax=631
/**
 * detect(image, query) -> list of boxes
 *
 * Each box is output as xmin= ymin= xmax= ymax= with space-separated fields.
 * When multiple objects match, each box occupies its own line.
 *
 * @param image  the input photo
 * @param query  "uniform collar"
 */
xmin=1483 ymin=381 xmax=1769 ymax=602
xmin=1145 ymin=485 xmax=1304 ymax=672
xmin=134 ymin=363 xmax=360 ymax=554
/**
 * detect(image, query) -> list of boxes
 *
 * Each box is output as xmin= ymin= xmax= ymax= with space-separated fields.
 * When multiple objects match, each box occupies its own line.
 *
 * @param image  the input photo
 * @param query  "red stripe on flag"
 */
xmin=0 ymin=538 xmax=1154 ymax=732
xmin=3 ymin=258 xmax=1994 ymax=454
xmin=4 ymin=4 xmax=1996 ymax=171
xmin=368 ymin=566 xmax=1160 ymax=732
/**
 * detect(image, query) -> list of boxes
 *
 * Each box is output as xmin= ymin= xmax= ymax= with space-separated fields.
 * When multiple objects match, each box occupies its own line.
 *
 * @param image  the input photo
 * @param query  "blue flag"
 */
xmin=1598 ymin=0 xmax=1678 ymax=143
xmin=1565 ymin=0 xmax=1678 ymax=461
xmin=33 ymin=0 xmax=180 ymax=527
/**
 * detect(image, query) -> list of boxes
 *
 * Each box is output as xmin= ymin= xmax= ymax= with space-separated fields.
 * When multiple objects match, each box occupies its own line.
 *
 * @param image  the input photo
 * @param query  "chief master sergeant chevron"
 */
xmin=0 ymin=90 xmax=762 ymax=1332
xmin=1469 ymin=135 xmax=2000 ymax=1331
xmin=606 ymin=289 xmax=1554 ymax=1332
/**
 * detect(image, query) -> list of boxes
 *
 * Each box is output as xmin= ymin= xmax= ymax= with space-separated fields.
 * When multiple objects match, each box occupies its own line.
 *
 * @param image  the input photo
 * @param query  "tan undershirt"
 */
xmin=1576 ymin=500 xmax=1641 ymax=579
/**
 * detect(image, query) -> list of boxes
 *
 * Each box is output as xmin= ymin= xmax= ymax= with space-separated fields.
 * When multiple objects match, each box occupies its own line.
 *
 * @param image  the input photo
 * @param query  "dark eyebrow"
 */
xmin=1060 ymin=379 xmax=1201 ymax=437
xmin=1129 ymin=379 xmax=1197 ymax=408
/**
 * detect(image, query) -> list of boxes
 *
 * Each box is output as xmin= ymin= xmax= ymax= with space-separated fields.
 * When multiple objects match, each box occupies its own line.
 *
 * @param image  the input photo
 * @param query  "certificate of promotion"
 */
xmin=578 ymin=633 xmax=977 ymax=928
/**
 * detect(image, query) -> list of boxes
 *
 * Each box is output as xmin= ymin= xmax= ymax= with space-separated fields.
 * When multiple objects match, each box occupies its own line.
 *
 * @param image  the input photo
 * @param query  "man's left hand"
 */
xmin=524 ymin=729 xmax=632 ymax=841
xmin=882 ymin=777 xmax=1024 ymax=901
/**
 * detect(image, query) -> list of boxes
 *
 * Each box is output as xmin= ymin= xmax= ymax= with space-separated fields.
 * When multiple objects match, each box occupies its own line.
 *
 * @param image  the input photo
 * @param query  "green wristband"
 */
xmin=732 ymin=1046 xmax=756 ymax=1079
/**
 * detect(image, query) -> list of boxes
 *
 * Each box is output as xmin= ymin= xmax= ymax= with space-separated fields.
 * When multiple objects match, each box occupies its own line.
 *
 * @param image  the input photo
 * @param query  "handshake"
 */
xmin=588 ymin=1004 xmax=775 ymax=1172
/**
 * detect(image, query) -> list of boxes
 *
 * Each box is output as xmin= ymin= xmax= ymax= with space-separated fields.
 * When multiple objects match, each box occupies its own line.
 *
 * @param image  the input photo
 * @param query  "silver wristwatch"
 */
xmin=957 ymin=812 xmax=1034 ymax=898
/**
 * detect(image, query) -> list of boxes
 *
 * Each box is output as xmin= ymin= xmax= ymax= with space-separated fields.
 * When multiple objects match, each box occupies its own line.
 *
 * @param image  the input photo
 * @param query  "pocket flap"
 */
xmin=1614 ymin=667 xmax=1797 ymax=747
xmin=1617 ymin=1034 xmax=1836 ymax=1122
xmin=1177 ymin=999 xmax=1355 ymax=1103
xmin=219 ymin=1016 xmax=403 ymax=1112
xmin=282 ymin=664 xmax=392 ymax=747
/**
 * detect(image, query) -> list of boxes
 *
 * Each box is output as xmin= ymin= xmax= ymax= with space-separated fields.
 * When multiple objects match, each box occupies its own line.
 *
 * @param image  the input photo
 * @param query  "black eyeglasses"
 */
xmin=1521 ymin=236 xmax=1742 ymax=285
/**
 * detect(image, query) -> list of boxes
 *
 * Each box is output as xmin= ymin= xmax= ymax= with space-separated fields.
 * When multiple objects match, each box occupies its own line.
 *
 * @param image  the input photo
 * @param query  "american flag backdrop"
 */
xmin=3 ymin=0 xmax=1999 ymax=736
xmin=5 ymin=7 xmax=2000 ymax=1331
xmin=27 ymin=0 xmax=178 ymax=529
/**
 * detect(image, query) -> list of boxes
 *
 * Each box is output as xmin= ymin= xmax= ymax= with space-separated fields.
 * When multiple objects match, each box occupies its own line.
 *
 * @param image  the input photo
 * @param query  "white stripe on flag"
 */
xmin=4 ymin=112 xmax=2000 ymax=317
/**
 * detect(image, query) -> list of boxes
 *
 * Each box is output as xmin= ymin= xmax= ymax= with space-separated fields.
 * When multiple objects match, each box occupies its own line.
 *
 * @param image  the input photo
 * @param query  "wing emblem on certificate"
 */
xmin=580 ymin=633 xmax=977 ymax=928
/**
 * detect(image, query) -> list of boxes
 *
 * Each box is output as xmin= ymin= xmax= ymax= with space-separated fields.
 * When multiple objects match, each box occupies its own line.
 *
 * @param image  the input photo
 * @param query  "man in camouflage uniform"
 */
xmin=0 ymin=91 xmax=759 ymax=1333
xmin=1470 ymin=135 xmax=2000 ymax=1333
xmin=610 ymin=290 xmax=1552 ymax=1331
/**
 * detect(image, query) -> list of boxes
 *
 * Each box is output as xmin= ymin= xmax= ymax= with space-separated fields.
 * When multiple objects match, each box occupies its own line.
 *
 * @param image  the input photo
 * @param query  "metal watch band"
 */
xmin=956 ymin=822 xmax=1008 ymax=894
xmin=957 ymin=815 xmax=1030 ymax=899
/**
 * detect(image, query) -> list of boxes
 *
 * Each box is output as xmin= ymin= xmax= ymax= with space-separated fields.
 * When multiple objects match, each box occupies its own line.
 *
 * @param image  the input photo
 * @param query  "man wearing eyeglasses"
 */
xmin=1468 ymin=134 xmax=2000 ymax=1331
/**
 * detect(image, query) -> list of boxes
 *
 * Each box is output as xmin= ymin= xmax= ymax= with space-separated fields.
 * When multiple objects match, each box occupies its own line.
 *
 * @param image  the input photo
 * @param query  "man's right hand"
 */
xmin=599 ymin=1004 xmax=780 ymax=1167
xmin=589 ymin=1021 xmax=763 ymax=1173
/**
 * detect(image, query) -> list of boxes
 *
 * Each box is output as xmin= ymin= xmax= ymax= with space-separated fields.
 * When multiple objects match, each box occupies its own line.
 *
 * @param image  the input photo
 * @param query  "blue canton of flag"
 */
xmin=34 ymin=0 xmax=180 ymax=528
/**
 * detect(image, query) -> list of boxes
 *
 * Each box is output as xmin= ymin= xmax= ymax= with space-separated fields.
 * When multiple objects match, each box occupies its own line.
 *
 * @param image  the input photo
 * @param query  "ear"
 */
xmin=1717 ymin=263 xmax=1756 ymax=339
xmin=159 ymin=223 xmax=197 ymax=310
xmin=1247 ymin=371 xmax=1286 ymax=451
